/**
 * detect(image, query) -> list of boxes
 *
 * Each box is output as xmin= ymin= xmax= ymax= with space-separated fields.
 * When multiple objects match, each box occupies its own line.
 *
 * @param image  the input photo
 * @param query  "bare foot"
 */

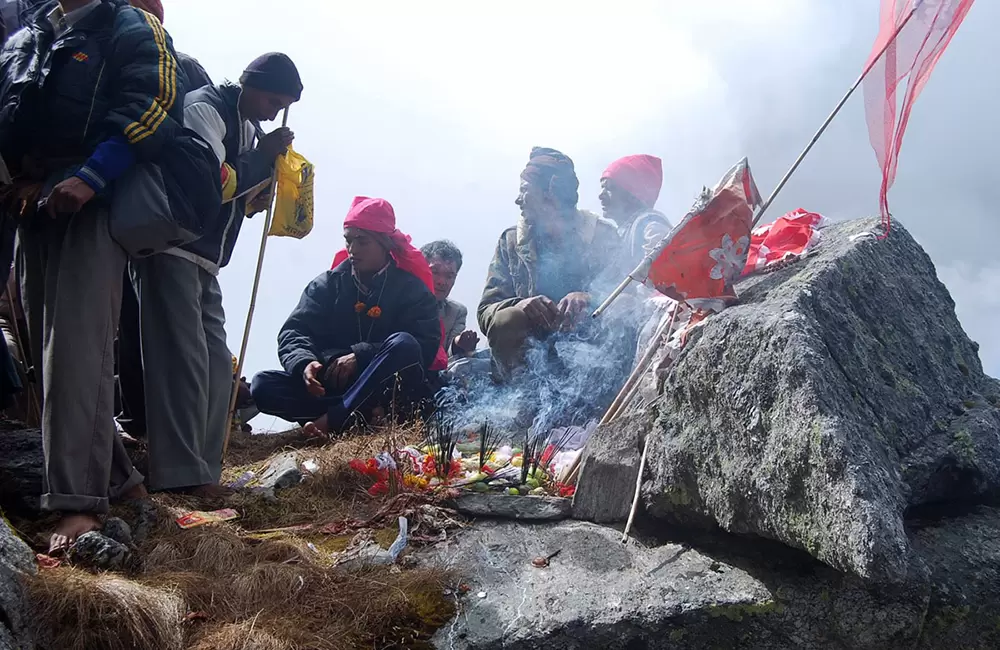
xmin=303 ymin=415 xmax=329 ymax=439
xmin=48 ymin=513 xmax=101 ymax=554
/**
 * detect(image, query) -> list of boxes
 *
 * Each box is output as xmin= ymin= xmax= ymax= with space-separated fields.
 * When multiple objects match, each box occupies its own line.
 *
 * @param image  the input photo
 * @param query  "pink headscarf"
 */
xmin=602 ymin=155 xmax=663 ymax=209
xmin=331 ymin=197 xmax=448 ymax=371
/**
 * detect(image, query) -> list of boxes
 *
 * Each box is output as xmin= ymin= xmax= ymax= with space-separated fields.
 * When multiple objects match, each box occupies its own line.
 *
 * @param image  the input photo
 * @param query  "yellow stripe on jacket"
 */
xmin=123 ymin=10 xmax=176 ymax=145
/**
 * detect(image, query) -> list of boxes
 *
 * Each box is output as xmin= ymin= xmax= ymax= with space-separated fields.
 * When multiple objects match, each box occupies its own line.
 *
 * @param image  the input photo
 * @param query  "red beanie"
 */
xmin=130 ymin=0 xmax=164 ymax=23
xmin=601 ymin=155 xmax=663 ymax=209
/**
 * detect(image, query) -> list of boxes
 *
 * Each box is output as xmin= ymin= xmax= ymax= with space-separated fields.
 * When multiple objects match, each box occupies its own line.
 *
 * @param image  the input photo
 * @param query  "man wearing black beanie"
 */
xmin=130 ymin=52 xmax=302 ymax=498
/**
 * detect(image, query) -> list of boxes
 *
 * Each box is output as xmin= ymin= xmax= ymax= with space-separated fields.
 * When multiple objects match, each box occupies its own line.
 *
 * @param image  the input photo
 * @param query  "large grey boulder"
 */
xmin=428 ymin=508 xmax=1000 ymax=649
xmin=0 ymin=517 xmax=36 ymax=650
xmin=571 ymin=413 xmax=647 ymax=524
xmin=640 ymin=217 xmax=1000 ymax=582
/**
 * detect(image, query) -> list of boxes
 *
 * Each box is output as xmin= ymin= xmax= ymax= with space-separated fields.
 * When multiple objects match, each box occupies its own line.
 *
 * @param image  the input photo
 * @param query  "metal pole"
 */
xmin=751 ymin=6 xmax=917 ymax=228
xmin=593 ymin=7 xmax=918 ymax=319
xmin=222 ymin=107 xmax=290 ymax=459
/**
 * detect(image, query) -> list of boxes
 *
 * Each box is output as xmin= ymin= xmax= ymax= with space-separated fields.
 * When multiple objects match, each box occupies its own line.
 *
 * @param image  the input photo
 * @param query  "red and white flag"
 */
xmin=863 ymin=0 xmax=975 ymax=235
xmin=643 ymin=158 xmax=762 ymax=313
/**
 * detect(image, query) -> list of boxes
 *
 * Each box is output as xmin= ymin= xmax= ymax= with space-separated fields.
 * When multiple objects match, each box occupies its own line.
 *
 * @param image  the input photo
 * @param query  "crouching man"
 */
xmin=479 ymin=147 xmax=618 ymax=376
xmin=251 ymin=197 xmax=445 ymax=436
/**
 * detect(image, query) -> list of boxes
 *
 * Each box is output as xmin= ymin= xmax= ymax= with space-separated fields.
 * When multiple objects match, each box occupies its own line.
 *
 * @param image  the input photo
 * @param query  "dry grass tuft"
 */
xmin=22 ymin=426 xmax=458 ymax=649
xmin=188 ymin=619 xmax=293 ymax=650
xmin=25 ymin=567 xmax=186 ymax=650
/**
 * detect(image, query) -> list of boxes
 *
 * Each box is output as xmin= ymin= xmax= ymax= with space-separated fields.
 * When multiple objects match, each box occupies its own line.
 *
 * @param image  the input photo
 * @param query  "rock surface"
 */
xmin=0 ymin=429 xmax=42 ymax=514
xmin=429 ymin=508 xmax=1000 ymax=649
xmin=451 ymin=494 xmax=572 ymax=521
xmin=640 ymin=218 xmax=1000 ymax=582
xmin=69 ymin=532 xmax=130 ymax=571
xmin=257 ymin=451 xmax=302 ymax=491
xmin=0 ymin=518 xmax=36 ymax=650
xmin=571 ymin=413 xmax=646 ymax=524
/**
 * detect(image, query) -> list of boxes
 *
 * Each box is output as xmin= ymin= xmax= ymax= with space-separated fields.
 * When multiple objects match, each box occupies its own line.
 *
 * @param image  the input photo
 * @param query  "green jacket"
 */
xmin=477 ymin=210 xmax=619 ymax=335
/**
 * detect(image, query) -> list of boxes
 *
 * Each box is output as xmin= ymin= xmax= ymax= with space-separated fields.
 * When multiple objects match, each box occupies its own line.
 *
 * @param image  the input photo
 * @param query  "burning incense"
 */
xmin=425 ymin=410 xmax=457 ymax=480
xmin=520 ymin=428 xmax=542 ymax=486
xmin=478 ymin=420 xmax=502 ymax=471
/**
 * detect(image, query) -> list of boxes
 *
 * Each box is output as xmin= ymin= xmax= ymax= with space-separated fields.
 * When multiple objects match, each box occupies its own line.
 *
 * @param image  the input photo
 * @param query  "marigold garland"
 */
xmin=354 ymin=302 xmax=382 ymax=319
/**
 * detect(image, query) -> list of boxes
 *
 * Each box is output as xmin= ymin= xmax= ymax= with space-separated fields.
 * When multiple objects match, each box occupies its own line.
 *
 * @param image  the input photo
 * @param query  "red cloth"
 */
xmin=645 ymin=158 xmax=761 ymax=313
xmin=129 ymin=0 xmax=164 ymax=23
xmin=863 ymin=0 xmax=974 ymax=236
xmin=601 ymin=155 xmax=663 ymax=208
xmin=331 ymin=196 xmax=448 ymax=371
xmin=742 ymin=208 xmax=825 ymax=275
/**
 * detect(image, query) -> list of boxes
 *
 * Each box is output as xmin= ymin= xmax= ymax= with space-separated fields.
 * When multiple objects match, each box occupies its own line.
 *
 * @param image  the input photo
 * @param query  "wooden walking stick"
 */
xmin=222 ymin=107 xmax=290 ymax=459
xmin=621 ymin=435 xmax=650 ymax=543
xmin=601 ymin=301 xmax=681 ymax=426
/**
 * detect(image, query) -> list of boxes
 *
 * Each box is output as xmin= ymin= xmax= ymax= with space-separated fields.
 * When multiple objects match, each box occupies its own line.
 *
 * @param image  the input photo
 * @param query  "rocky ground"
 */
xmin=431 ymin=217 xmax=1000 ymax=648
xmin=1 ymin=217 xmax=998 ymax=649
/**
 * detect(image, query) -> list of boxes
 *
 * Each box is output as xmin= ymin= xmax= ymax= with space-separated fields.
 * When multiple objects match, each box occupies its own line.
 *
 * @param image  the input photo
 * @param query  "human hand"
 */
xmin=454 ymin=330 xmax=480 ymax=354
xmin=236 ymin=377 xmax=253 ymax=407
xmin=303 ymin=361 xmax=325 ymax=397
xmin=246 ymin=190 xmax=272 ymax=216
xmin=557 ymin=291 xmax=590 ymax=329
xmin=44 ymin=177 xmax=95 ymax=217
xmin=258 ymin=127 xmax=295 ymax=159
xmin=517 ymin=295 xmax=561 ymax=331
xmin=324 ymin=353 xmax=358 ymax=390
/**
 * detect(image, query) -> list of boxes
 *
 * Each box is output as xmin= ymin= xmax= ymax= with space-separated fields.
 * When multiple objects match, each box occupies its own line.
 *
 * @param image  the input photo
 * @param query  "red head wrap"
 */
xmin=601 ymin=155 xmax=663 ymax=209
xmin=130 ymin=0 xmax=164 ymax=23
xmin=331 ymin=197 xmax=448 ymax=370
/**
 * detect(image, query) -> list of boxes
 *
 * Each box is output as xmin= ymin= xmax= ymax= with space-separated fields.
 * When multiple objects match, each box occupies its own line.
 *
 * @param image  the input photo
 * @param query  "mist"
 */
xmin=161 ymin=1 xmax=999 ymax=431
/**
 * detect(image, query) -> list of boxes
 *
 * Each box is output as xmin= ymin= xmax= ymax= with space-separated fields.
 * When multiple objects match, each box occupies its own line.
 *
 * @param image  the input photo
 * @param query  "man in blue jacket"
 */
xmin=0 ymin=0 xmax=187 ymax=551
xmin=251 ymin=197 xmax=442 ymax=437
xmin=131 ymin=52 xmax=301 ymax=497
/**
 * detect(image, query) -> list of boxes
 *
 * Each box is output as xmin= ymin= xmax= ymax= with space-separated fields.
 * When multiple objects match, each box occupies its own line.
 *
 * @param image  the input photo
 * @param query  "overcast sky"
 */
xmin=163 ymin=0 xmax=998 ymax=429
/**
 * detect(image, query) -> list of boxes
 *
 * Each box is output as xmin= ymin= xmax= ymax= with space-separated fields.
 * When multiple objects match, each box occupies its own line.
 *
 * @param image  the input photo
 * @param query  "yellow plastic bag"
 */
xmin=268 ymin=148 xmax=314 ymax=239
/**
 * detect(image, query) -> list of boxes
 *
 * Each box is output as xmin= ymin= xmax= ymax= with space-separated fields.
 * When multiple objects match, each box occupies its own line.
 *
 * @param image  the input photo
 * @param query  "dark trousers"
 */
xmin=251 ymin=332 xmax=431 ymax=431
xmin=115 ymin=267 xmax=146 ymax=437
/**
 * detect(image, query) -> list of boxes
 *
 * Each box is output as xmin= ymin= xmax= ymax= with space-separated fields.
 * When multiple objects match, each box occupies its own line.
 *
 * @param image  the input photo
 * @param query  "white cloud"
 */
xmin=158 ymin=0 xmax=998 ymax=416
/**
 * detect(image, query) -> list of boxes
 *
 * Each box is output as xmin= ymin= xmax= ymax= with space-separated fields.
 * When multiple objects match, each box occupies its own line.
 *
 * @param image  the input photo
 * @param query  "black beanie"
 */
xmin=240 ymin=52 xmax=303 ymax=101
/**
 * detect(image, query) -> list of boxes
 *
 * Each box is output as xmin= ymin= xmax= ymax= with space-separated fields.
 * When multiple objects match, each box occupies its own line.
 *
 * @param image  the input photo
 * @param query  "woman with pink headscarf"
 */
xmin=250 ymin=197 xmax=444 ymax=436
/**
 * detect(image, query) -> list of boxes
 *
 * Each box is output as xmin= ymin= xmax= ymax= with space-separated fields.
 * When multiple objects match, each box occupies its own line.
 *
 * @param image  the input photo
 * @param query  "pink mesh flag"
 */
xmin=863 ymin=0 xmax=975 ymax=236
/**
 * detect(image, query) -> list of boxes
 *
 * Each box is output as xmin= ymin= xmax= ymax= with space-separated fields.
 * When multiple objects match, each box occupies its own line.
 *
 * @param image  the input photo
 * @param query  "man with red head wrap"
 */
xmin=599 ymin=154 xmax=672 ymax=274
xmin=251 ymin=197 xmax=442 ymax=436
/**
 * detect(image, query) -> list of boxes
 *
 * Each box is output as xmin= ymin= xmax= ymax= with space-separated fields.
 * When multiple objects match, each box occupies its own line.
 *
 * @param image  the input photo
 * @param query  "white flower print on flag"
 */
xmin=708 ymin=234 xmax=750 ymax=281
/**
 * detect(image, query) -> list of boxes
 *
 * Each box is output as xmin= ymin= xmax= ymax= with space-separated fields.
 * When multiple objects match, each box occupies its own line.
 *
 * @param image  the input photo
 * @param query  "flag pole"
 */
xmin=222 ymin=107 xmax=290 ymax=459
xmin=752 ymin=5 xmax=917 ymax=228
xmin=593 ymin=6 xmax=917 ymax=320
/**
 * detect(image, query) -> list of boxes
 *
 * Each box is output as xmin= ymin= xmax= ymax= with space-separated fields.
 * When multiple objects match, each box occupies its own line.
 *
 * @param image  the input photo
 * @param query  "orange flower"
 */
xmin=354 ymin=302 xmax=366 ymax=313
xmin=367 ymin=306 xmax=382 ymax=319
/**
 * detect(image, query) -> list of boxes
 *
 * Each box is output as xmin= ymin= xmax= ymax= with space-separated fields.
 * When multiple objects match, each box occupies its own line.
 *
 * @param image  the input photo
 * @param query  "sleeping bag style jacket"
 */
xmin=168 ymin=82 xmax=273 ymax=274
